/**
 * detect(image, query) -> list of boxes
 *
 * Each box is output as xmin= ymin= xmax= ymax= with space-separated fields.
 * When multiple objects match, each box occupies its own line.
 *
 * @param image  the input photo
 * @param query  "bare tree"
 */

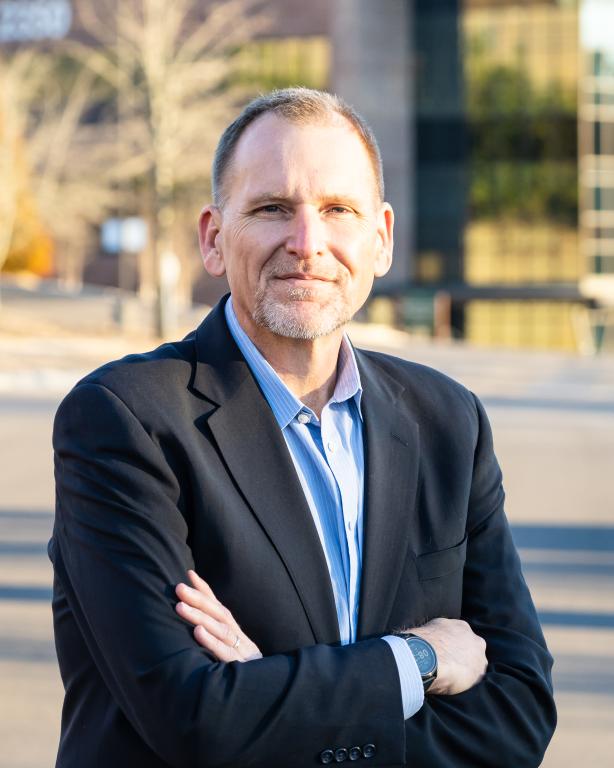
xmin=0 ymin=48 xmax=118 ymax=291
xmin=0 ymin=52 xmax=24 ymax=281
xmin=70 ymin=0 xmax=269 ymax=332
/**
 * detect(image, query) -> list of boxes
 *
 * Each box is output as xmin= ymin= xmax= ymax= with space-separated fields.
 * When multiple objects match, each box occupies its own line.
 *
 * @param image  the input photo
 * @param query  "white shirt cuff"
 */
xmin=382 ymin=634 xmax=425 ymax=719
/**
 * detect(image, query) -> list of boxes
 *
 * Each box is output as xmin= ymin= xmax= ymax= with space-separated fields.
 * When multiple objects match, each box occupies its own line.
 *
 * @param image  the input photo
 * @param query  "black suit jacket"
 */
xmin=49 ymin=296 xmax=556 ymax=767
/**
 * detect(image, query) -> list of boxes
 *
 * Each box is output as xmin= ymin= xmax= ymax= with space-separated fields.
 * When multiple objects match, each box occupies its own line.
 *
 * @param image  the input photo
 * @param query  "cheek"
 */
xmin=344 ymin=241 xmax=379 ymax=282
xmin=221 ymin=238 xmax=256 ymax=277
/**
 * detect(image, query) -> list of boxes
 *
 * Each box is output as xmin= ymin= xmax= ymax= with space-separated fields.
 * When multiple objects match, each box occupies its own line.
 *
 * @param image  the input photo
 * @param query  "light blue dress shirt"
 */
xmin=224 ymin=297 xmax=424 ymax=719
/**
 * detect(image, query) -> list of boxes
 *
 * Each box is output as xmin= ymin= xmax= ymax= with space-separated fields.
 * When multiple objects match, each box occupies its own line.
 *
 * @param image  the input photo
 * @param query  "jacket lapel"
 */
xmin=356 ymin=351 xmax=421 ymax=639
xmin=190 ymin=300 xmax=340 ymax=645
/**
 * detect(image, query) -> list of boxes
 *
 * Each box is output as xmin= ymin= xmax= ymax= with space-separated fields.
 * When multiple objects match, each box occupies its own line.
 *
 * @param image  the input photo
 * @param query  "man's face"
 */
xmin=199 ymin=113 xmax=393 ymax=342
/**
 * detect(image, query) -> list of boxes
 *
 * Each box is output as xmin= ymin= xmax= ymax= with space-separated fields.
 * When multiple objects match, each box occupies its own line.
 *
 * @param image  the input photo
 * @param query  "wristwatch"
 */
xmin=403 ymin=633 xmax=438 ymax=692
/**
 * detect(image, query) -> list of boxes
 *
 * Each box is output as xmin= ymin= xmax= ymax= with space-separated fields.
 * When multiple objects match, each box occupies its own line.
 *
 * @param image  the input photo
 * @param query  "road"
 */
xmin=1 ymin=327 xmax=613 ymax=767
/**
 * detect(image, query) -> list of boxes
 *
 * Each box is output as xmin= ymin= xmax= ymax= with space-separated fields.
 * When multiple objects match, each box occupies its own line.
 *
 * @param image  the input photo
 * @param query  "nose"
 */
xmin=285 ymin=205 xmax=326 ymax=259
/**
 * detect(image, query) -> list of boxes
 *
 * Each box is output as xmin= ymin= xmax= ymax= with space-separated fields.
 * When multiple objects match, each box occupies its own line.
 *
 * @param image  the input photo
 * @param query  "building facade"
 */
xmin=331 ymin=0 xmax=604 ymax=351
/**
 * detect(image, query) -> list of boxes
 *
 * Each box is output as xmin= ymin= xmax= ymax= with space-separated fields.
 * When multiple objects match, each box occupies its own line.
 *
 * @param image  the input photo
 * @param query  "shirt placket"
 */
xmin=321 ymin=404 xmax=360 ymax=644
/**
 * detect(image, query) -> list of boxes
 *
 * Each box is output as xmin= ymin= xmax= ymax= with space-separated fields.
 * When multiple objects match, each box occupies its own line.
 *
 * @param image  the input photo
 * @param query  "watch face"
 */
xmin=407 ymin=636 xmax=437 ymax=676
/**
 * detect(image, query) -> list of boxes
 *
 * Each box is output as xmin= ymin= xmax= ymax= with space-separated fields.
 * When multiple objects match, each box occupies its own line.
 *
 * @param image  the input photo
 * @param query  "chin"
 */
xmin=253 ymin=298 xmax=351 ymax=340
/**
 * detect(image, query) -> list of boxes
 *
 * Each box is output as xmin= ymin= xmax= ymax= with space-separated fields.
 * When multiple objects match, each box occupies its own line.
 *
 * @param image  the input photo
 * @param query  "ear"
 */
xmin=373 ymin=203 xmax=394 ymax=278
xmin=198 ymin=205 xmax=226 ymax=277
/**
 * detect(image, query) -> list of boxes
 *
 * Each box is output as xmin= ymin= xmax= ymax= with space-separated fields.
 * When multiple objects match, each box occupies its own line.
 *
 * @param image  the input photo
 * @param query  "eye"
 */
xmin=256 ymin=204 xmax=283 ymax=214
xmin=327 ymin=205 xmax=353 ymax=215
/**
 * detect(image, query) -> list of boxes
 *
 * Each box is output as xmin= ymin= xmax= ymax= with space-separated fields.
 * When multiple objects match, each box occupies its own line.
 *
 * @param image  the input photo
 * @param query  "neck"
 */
xmin=237 ymin=309 xmax=344 ymax=419
xmin=258 ymin=334 xmax=343 ymax=418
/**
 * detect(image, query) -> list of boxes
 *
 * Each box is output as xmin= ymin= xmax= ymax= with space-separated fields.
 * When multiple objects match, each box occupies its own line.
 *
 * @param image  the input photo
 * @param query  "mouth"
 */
xmin=273 ymin=273 xmax=334 ymax=284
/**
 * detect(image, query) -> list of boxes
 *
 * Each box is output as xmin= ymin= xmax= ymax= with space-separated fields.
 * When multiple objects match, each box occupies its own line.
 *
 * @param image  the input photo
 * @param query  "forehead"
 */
xmin=224 ymin=113 xmax=378 ymax=204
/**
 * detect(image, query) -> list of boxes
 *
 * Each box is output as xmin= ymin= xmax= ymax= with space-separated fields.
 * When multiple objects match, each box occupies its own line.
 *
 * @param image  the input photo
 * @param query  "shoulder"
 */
xmin=355 ymin=347 xmax=483 ymax=447
xmin=356 ymin=347 xmax=476 ymax=410
xmin=85 ymin=334 xmax=194 ymax=389
xmin=56 ymin=333 xmax=197 ymax=424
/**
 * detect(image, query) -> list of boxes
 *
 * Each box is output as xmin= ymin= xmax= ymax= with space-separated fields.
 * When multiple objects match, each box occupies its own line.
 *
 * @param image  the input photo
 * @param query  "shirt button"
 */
xmin=320 ymin=749 xmax=335 ymax=764
xmin=297 ymin=412 xmax=310 ymax=424
xmin=327 ymin=440 xmax=335 ymax=452
xmin=334 ymin=747 xmax=348 ymax=762
xmin=349 ymin=746 xmax=362 ymax=761
xmin=347 ymin=520 xmax=353 ymax=532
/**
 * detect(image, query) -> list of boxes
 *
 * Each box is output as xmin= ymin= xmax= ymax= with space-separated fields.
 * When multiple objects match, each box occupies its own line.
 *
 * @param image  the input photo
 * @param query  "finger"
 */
xmin=176 ymin=601 xmax=262 ymax=661
xmin=187 ymin=570 xmax=219 ymax=602
xmin=176 ymin=602 xmax=235 ymax=647
xmin=175 ymin=600 xmax=221 ymax=632
xmin=193 ymin=624 xmax=241 ymax=663
xmin=176 ymin=602 xmax=236 ymax=645
xmin=176 ymin=598 xmax=247 ymax=648
xmin=175 ymin=586 xmax=227 ymax=626
xmin=175 ymin=583 xmax=239 ymax=630
xmin=176 ymin=581 xmax=234 ymax=625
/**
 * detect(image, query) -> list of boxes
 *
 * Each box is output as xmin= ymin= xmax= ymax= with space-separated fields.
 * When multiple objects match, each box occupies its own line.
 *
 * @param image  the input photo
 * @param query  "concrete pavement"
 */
xmin=1 ymin=323 xmax=613 ymax=767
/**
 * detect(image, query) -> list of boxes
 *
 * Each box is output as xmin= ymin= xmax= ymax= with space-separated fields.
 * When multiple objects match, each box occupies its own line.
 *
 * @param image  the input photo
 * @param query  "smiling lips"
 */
xmin=275 ymin=273 xmax=334 ymax=282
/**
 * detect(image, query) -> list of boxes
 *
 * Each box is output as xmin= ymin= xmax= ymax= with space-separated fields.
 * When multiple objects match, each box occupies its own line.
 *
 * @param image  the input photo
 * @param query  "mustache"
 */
xmin=263 ymin=260 xmax=341 ymax=280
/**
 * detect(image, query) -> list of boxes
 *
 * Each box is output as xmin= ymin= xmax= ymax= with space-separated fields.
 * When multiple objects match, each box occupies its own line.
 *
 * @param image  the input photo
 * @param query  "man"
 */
xmin=49 ymin=88 xmax=556 ymax=768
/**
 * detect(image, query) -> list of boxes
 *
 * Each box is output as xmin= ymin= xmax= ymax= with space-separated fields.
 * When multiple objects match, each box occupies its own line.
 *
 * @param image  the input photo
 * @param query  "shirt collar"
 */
xmin=224 ymin=296 xmax=363 ymax=429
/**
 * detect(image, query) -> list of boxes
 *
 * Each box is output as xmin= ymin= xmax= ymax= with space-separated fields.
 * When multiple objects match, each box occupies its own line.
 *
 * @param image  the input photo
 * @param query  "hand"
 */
xmin=403 ymin=618 xmax=487 ymax=696
xmin=175 ymin=570 xmax=262 ymax=662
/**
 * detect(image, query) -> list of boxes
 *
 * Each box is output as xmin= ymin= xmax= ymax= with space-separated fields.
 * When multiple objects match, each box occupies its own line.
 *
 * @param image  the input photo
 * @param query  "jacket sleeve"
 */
xmin=403 ymin=395 xmax=556 ymax=767
xmin=51 ymin=381 xmax=406 ymax=768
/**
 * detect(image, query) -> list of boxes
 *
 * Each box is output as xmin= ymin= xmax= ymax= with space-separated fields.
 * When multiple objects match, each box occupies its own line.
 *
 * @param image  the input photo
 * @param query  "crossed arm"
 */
xmin=176 ymin=570 xmax=489 ymax=697
xmin=52 ymin=381 xmax=556 ymax=767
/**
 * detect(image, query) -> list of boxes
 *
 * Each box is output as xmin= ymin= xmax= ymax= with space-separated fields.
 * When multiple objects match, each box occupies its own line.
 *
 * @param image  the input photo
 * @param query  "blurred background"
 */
xmin=1 ymin=1 xmax=613 ymax=766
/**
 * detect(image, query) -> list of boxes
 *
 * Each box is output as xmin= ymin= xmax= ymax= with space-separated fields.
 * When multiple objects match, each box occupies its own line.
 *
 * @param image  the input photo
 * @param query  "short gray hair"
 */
xmin=212 ymin=87 xmax=384 ymax=205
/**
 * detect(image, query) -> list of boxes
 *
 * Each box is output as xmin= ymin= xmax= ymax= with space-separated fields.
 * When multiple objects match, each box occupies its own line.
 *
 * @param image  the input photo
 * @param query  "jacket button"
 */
xmin=362 ymin=743 xmax=376 ymax=759
xmin=349 ymin=746 xmax=362 ymax=761
xmin=334 ymin=747 xmax=348 ymax=762
xmin=320 ymin=749 xmax=335 ymax=764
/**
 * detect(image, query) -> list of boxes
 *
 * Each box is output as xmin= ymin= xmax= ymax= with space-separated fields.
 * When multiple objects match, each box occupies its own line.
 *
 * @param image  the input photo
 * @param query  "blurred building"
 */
xmin=4 ymin=0 xmax=613 ymax=350
xmin=578 ymin=0 xmax=614 ymax=349
xmin=331 ymin=0 xmax=614 ymax=352
xmin=331 ymin=0 xmax=585 ymax=350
